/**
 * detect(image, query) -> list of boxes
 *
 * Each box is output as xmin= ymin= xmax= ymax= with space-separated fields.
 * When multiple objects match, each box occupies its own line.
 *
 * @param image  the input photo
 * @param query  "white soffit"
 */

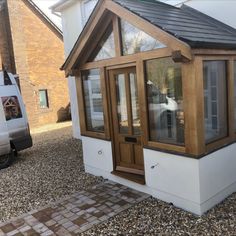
xmin=50 ymin=0 xmax=78 ymax=12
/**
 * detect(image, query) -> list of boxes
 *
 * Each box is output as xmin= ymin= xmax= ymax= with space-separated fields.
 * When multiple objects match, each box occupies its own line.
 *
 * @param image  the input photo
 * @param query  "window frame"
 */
xmin=119 ymin=18 xmax=166 ymax=56
xmin=203 ymin=60 xmax=228 ymax=144
xmin=39 ymin=89 xmax=49 ymax=109
xmin=143 ymin=57 xmax=186 ymax=151
xmin=233 ymin=57 xmax=236 ymax=139
xmin=77 ymin=67 xmax=110 ymax=140
xmin=201 ymin=56 xmax=235 ymax=153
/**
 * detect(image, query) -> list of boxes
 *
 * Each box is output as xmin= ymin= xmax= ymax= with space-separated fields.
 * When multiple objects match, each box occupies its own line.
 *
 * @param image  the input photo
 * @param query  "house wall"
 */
xmin=82 ymin=136 xmax=236 ymax=215
xmin=3 ymin=0 xmax=70 ymax=128
xmin=60 ymin=2 xmax=84 ymax=138
xmin=56 ymin=0 xmax=97 ymax=138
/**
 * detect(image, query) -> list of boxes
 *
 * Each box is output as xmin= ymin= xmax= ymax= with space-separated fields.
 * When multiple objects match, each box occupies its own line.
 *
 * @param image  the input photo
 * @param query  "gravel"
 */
xmin=82 ymin=194 xmax=236 ymax=235
xmin=0 ymin=126 xmax=103 ymax=222
xmin=1 ymin=125 xmax=235 ymax=234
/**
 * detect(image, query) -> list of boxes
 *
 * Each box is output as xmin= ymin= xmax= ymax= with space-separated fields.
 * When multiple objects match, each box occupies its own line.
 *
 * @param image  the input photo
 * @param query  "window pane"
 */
xmin=146 ymin=57 xmax=184 ymax=145
xmin=89 ymin=26 xmax=115 ymax=62
xmin=120 ymin=19 xmax=166 ymax=55
xmin=1 ymin=96 xmax=23 ymax=121
xmin=39 ymin=90 xmax=49 ymax=108
xmin=129 ymin=73 xmax=141 ymax=135
xmin=234 ymin=61 xmax=236 ymax=130
xmin=82 ymin=69 xmax=104 ymax=132
xmin=116 ymin=74 xmax=129 ymax=134
xmin=204 ymin=61 xmax=228 ymax=143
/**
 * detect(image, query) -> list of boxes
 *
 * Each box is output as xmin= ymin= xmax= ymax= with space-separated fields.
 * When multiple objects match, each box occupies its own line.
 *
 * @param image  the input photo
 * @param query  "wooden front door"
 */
xmin=109 ymin=67 xmax=144 ymax=176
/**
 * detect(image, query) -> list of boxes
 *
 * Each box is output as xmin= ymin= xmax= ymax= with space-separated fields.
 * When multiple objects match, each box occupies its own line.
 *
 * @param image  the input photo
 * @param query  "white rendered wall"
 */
xmin=60 ymin=2 xmax=84 ymax=139
xmin=199 ymin=144 xmax=236 ymax=214
xmin=82 ymin=136 xmax=236 ymax=215
xmin=58 ymin=0 xmax=98 ymax=139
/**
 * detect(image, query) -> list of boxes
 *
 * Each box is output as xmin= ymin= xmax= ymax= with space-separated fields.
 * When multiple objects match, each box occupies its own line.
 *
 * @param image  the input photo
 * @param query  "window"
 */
xmin=145 ymin=57 xmax=184 ymax=145
xmin=82 ymin=69 xmax=104 ymax=132
xmin=203 ymin=61 xmax=228 ymax=143
xmin=88 ymin=25 xmax=115 ymax=62
xmin=39 ymin=90 xmax=49 ymax=108
xmin=120 ymin=19 xmax=166 ymax=56
xmin=1 ymin=96 xmax=22 ymax=121
xmin=234 ymin=61 xmax=236 ymax=131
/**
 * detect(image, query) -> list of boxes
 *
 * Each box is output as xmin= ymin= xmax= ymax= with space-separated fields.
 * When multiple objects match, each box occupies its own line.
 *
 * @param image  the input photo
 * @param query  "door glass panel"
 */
xmin=116 ymin=74 xmax=129 ymax=134
xmin=129 ymin=73 xmax=141 ymax=135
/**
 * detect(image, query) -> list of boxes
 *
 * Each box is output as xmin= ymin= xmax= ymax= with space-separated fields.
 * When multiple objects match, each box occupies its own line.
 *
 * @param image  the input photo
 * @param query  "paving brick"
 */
xmin=1 ymin=224 xmax=16 ymax=234
xmin=0 ymin=181 xmax=149 ymax=235
xmin=45 ymin=220 xmax=56 ymax=227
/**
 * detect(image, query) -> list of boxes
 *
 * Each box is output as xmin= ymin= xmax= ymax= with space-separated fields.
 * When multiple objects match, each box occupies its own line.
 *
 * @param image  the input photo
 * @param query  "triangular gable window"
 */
xmin=89 ymin=25 xmax=116 ymax=62
xmin=120 ymin=19 xmax=166 ymax=55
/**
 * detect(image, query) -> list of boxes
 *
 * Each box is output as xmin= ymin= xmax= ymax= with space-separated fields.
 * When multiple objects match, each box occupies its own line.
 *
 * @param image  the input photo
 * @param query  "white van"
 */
xmin=0 ymin=70 xmax=32 ymax=169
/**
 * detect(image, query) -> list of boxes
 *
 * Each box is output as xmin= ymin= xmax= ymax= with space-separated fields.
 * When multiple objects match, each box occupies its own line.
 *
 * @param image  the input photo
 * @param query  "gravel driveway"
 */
xmin=0 ymin=126 xmax=103 ymax=222
xmin=82 ymin=194 xmax=236 ymax=235
xmin=1 ymin=125 xmax=235 ymax=235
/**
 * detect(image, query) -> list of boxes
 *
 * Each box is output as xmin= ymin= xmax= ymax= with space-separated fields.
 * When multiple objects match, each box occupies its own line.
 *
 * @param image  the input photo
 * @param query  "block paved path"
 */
xmin=0 ymin=181 xmax=149 ymax=236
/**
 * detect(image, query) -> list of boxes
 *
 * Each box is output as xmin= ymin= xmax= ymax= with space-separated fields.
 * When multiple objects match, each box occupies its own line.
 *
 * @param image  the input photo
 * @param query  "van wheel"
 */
xmin=0 ymin=149 xmax=14 ymax=169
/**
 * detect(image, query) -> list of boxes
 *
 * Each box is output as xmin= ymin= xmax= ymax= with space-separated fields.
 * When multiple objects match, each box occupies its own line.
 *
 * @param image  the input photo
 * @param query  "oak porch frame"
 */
xmin=62 ymin=0 xmax=192 ymax=76
xmin=67 ymin=3 xmax=236 ymax=158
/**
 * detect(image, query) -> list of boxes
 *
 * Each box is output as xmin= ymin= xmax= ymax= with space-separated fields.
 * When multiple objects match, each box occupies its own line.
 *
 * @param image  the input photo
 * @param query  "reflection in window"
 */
xmin=129 ymin=73 xmax=141 ymax=135
xmin=120 ymin=19 xmax=166 ymax=55
xmin=89 ymin=25 xmax=115 ymax=62
xmin=146 ymin=57 xmax=184 ymax=145
xmin=116 ymin=74 xmax=128 ymax=134
xmin=82 ymin=69 xmax=104 ymax=132
xmin=1 ymin=96 xmax=23 ymax=121
xmin=204 ymin=61 xmax=228 ymax=143
xmin=234 ymin=61 xmax=236 ymax=130
xmin=39 ymin=90 xmax=49 ymax=108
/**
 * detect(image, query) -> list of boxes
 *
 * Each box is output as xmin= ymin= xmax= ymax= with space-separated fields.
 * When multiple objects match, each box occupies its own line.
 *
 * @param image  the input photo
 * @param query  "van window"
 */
xmin=1 ymin=96 xmax=23 ymax=121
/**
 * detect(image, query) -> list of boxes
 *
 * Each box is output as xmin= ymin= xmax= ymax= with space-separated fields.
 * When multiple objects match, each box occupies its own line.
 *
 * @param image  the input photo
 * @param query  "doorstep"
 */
xmin=0 ymin=181 xmax=149 ymax=235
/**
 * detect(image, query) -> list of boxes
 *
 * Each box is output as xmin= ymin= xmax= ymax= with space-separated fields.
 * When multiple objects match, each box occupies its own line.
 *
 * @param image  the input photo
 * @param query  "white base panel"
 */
xmin=82 ymin=136 xmax=236 ymax=215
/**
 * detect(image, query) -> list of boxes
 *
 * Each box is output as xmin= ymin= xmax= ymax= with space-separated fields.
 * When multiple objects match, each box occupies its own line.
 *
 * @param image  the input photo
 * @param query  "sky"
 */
xmin=32 ymin=0 xmax=62 ymax=28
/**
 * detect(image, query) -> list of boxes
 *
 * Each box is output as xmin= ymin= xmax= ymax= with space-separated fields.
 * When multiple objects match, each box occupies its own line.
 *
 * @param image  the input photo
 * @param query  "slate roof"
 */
xmin=113 ymin=0 xmax=236 ymax=49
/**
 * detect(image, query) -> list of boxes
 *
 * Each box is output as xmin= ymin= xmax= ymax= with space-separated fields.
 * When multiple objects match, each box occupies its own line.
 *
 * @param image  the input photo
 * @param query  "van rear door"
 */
xmin=0 ymin=102 xmax=10 ymax=156
xmin=0 ymin=84 xmax=32 ymax=151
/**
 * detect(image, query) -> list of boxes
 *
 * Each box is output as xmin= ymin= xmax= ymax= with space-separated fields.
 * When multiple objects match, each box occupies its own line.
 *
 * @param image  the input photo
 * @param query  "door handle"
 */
xmin=125 ymin=137 xmax=137 ymax=143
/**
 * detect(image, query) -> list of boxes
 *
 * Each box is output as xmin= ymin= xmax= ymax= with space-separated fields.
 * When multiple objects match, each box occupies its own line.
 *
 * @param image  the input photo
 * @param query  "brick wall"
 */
xmin=0 ymin=1 xmax=15 ymax=73
xmin=6 ymin=0 xmax=70 ymax=128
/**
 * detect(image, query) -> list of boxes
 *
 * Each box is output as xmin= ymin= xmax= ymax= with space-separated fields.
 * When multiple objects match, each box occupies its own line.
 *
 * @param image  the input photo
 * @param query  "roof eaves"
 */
xmin=61 ymin=0 xmax=102 ymax=71
xmin=50 ymin=0 xmax=76 ymax=12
